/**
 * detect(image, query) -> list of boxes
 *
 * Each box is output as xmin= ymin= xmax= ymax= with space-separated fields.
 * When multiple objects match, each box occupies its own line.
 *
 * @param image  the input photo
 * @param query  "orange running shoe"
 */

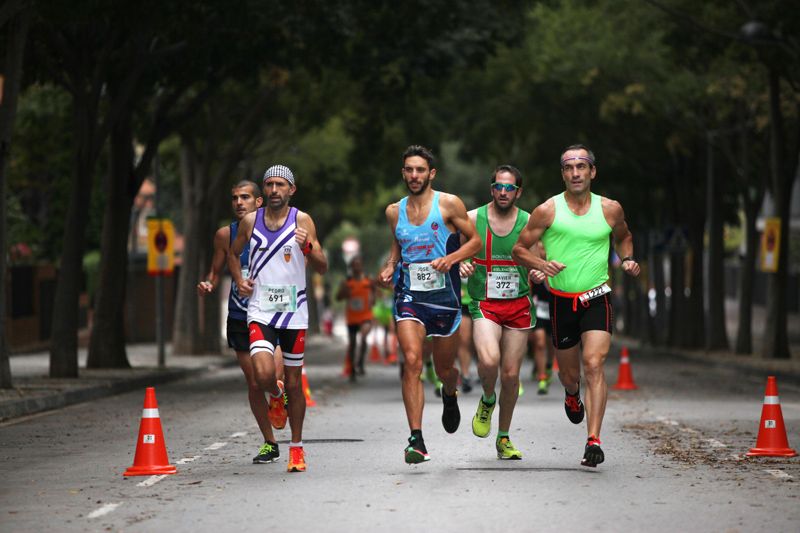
xmin=287 ymin=446 xmax=306 ymax=472
xmin=268 ymin=380 xmax=288 ymax=430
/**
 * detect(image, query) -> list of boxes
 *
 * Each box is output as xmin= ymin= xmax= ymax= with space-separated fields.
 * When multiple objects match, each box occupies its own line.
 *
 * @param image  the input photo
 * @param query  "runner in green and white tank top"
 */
xmin=511 ymin=144 xmax=641 ymax=469
xmin=542 ymin=191 xmax=611 ymax=294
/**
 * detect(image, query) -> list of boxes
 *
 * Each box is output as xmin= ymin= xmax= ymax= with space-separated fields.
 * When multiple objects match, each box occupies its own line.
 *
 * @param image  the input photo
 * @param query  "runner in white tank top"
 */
xmin=229 ymin=164 xmax=328 ymax=473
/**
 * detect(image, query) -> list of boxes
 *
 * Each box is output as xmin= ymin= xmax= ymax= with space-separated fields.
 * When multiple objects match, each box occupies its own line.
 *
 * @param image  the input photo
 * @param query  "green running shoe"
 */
xmin=537 ymin=379 xmax=549 ymax=395
xmin=518 ymin=382 xmax=525 ymax=397
xmin=471 ymin=396 xmax=495 ymax=438
xmin=496 ymin=437 xmax=522 ymax=460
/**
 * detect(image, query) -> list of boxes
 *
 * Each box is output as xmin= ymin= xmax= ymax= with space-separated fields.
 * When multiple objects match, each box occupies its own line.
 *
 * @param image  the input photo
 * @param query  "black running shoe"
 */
xmin=404 ymin=435 xmax=430 ymax=464
xmin=581 ymin=435 xmax=604 ymax=467
xmin=252 ymin=441 xmax=280 ymax=464
xmin=564 ymin=388 xmax=585 ymax=424
xmin=441 ymin=388 xmax=461 ymax=433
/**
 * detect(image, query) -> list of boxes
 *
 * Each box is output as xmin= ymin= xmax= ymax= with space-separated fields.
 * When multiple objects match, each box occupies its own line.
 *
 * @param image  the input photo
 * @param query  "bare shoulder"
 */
xmin=467 ymin=207 xmax=478 ymax=223
xmin=600 ymin=196 xmax=624 ymax=220
xmin=385 ymin=201 xmax=400 ymax=220
xmin=439 ymin=191 xmax=467 ymax=217
xmin=531 ymin=197 xmax=556 ymax=224
xmin=215 ymin=224 xmax=231 ymax=240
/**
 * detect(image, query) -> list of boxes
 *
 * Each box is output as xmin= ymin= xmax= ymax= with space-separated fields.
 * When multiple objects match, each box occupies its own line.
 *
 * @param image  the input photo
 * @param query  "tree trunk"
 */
xmin=0 ymin=5 xmax=30 ymax=388
xmin=87 ymin=106 xmax=133 ymax=368
xmin=685 ymin=215 xmax=706 ymax=349
xmin=172 ymin=142 xmax=203 ymax=354
xmin=668 ymin=249 xmax=688 ymax=347
xmin=198 ymin=199 xmax=222 ymax=353
xmin=735 ymin=127 xmax=763 ymax=355
xmin=705 ymin=134 xmax=728 ymax=350
xmin=50 ymin=98 xmax=100 ymax=378
xmin=761 ymin=69 xmax=792 ymax=359
xmin=650 ymin=246 xmax=667 ymax=346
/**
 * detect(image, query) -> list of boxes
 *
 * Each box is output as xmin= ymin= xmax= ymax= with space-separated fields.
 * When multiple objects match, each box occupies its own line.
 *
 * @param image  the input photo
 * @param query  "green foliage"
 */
xmin=7 ymin=84 xmax=73 ymax=260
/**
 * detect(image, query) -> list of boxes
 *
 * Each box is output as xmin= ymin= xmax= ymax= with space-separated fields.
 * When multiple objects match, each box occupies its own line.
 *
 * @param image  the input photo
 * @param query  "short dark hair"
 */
xmin=234 ymin=179 xmax=261 ymax=198
xmin=402 ymin=145 xmax=436 ymax=169
xmin=491 ymin=165 xmax=522 ymax=187
xmin=561 ymin=144 xmax=596 ymax=167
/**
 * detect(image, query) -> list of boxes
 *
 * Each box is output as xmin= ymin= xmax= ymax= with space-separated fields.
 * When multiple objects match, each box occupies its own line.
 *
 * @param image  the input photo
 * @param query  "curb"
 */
xmin=0 ymin=360 xmax=237 ymax=422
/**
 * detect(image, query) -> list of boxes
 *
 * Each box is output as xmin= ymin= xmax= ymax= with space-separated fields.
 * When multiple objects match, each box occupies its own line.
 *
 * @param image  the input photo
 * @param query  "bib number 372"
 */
xmin=487 ymin=271 xmax=519 ymax=299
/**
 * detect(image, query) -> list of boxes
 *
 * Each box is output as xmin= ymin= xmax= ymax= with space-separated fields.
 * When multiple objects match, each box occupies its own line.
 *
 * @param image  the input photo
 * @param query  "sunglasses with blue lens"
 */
xmin=491 ymin=182 xmax=519 ymax=193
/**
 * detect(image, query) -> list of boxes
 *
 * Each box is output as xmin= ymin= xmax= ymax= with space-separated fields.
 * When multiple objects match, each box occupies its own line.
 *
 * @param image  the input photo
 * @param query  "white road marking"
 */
xmin=204 ymin=442 xmax=227 ymax=451
xmin=230 ymin=432 xmax=248 ymax=438
xmin=87 ymin=502 xmax=121 ymax=519
xmin=765 ymin=469 xmax=792 ymax=480
xmin=137 ymin=475 xmax=167 ymax=487
xmin=176 ymin=455 xmax=201 ymax=465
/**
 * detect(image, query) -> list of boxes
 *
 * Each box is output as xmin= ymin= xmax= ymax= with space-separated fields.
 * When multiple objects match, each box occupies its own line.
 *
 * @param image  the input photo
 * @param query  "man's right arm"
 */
xmin=228 ymin=212 xmax=255 ymax=297
xmin=197 ymin=227 xmax=229 ymax=296
xmin=379 ymin=204 xmax=401 ymax=287
xmin=512 ymin=200 xmax=565 ymax=277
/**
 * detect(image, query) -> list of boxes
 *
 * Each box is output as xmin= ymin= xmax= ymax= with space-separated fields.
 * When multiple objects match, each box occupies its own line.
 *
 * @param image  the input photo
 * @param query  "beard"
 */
xmin=406 ymin=177 xmax=431 ymax=195
xmin=493 ymin=198 xmax=516 ymax=214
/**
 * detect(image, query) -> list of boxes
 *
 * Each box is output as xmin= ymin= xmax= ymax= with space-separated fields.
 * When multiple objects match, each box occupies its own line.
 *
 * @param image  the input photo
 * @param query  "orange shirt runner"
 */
xmin=344 ymin=277 xmax=374 ymax=325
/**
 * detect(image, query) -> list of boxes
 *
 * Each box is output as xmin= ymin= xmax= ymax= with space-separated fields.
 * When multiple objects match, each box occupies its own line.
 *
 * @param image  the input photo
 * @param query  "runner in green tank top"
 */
xmin=512 ymin=144 xmax=641 ymax=469
xmin=460 ymin=165 xmax=534 ymax=460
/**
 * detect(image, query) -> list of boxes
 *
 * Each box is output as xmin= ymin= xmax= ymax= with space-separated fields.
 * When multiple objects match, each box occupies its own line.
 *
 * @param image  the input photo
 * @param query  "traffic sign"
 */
xmin=759 ymin=217 xmax=780 ymax=273
xmin=147 ymin=218 xmax=175 ymax=276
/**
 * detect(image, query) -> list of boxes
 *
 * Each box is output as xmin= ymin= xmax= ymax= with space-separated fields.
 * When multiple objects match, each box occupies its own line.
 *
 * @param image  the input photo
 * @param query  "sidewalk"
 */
xmin=0 ymin=334 xmax=348 ymax=423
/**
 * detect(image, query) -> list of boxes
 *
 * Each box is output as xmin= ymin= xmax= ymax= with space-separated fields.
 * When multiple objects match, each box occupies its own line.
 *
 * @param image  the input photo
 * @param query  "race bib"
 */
xmin=349 ymin=297 xmax=364 ymax=312
xmin=487 ymin=271 xmax=519 ymax=299
xmin=578 ymin=283 xmax=611 ymax=303
xmin=259 ymin=284 xmax=297 ymax=312
xmin=409 ymin=263 xmax=445 ymax=291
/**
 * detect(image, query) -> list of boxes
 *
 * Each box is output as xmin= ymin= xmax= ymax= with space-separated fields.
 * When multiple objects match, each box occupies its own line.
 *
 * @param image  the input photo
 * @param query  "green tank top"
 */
xmin=468 ymin=204 xmax=530 ymax=301
xmin=542 ymin=192 xmax=611 ymax=293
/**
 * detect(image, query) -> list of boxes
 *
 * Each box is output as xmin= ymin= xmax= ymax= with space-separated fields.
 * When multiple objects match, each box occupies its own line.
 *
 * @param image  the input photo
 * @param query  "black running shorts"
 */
xmin=549 ymin=293 xmax=613 ymax=350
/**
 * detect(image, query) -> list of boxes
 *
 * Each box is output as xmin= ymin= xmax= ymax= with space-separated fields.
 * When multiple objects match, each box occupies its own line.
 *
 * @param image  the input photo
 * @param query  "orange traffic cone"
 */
xmin=385 ymin=334 xmax=398 ymax=365
xmin=124 ymin=387 xmax=177 ymax=476
xmin=302 ymin=364 xmax=317 ymax=407
xmin=612 ymin=346 xmax=638 ymax=390
xmin=341 ymin=355 xmax=352 ymax=377
xmin=746 ymin=376 xmax=797 ymax=457
xmin=369 ymin=342 xmax=381 ymax=363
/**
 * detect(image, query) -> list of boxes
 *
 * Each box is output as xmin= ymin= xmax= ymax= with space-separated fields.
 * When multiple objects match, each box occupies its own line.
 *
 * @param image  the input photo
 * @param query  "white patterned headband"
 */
xmin=263 ymin=164 xmax=295 ymax=186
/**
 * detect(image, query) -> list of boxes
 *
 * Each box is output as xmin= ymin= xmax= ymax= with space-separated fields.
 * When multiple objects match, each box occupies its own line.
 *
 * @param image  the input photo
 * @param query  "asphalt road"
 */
xmin=1 ymin=339 xmax=798 ymax=532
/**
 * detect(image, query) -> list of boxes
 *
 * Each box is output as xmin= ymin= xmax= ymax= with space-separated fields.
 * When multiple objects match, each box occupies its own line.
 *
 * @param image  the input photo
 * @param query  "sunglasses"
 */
xmin=491 ymin=182 xmax=519 ymax=193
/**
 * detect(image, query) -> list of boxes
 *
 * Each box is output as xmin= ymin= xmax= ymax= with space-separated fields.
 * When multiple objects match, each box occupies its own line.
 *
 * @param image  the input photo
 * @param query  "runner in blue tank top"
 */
xmin=197 ymin=180 xmax=283 ymax=465
xmin=378 ymin=145 xmax=481 ymax=464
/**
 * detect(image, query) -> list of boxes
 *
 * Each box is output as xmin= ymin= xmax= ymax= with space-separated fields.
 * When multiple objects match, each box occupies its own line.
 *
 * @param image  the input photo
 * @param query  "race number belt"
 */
xmin=259 ymin=284 xmax=298 ymax=312
xmin=486 ymin=271 xmax=519 ymax=299
xmin=550 ymin=283 xmax=611 ymax=312
xmin=408 ymin=262 xmax=445 ymax=291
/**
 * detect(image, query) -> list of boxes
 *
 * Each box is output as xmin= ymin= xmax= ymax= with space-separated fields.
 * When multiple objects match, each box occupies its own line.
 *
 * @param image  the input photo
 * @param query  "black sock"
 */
xmin=411 ymin=429 xmax=423 ymax=440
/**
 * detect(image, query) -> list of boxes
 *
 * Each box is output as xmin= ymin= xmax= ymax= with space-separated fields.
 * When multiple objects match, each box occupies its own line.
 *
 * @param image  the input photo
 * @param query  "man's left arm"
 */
xmin=296 ymin=211 xmax=328 ymax=274
xmin=605 ymin=199 xmax=640 ymax=277
xmin=431 ymin=194 xmax=481 ymax=272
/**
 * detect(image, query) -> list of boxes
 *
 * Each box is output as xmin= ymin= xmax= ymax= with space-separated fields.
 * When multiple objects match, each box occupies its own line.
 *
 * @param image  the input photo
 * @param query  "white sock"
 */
xmin=289 ymin=441 xmax=303 ymax=448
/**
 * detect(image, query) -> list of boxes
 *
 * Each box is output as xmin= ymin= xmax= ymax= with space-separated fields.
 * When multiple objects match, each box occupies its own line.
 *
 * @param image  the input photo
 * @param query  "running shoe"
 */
xmin=424 ymin=361 xmax=437 ymax=383
xmin=287 ymin=446 xmax=306 ymax=472
xmin=496 ymin=437 xmax=523 ymax=460
xmin=441 ymin=388 xmax=460 ymax=433
xmin=518 ymin=381 xmax=525 ymax=397
xmin=252 ymin=441 xmax=280 ymax=464
xmin=404 ymin=435 xmax=430 ymax=464
xmin=471 ymin=396 xmax=495 ymax=438
xmin=581 ymin=435 xmax=604 ymax=467
xmin=268 ymin=380 xmax=288 ymax=430
xmin=537 ymin=378 xmax=549 ymax=395
xmin=564 ymin=387 xmax=585 ymax=424
xmin=434 ymin=378 xmax=443 ymax=397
